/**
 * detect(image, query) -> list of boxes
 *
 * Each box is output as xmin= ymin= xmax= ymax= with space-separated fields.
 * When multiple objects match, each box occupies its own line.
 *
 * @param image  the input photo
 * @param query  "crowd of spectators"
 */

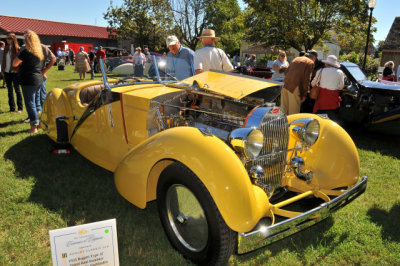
xmin=2 ymin=27 xmax=399 ymax=134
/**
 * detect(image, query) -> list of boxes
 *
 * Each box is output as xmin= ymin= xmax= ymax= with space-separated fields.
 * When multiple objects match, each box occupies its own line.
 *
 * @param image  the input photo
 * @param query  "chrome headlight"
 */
xmin=291 ymin=118 xmax=320 ymax=145
xmin=229 ymin=128 xmax=264 ymax=159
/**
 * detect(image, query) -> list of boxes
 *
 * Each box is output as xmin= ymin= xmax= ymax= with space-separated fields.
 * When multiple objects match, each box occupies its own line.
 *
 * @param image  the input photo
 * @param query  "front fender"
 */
xmin=287 ymin=113 xmax=360 ymax=189
xmin=114 ymin=127 xmax=269 ymax=233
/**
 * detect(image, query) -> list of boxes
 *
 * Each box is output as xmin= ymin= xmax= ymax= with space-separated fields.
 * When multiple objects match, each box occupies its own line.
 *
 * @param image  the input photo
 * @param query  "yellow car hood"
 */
xmin=182 ymin=70 xmax=281 ymax=100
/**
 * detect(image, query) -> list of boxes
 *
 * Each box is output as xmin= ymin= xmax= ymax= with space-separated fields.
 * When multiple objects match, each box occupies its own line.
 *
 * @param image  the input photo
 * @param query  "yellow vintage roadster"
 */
xmin=41 ymin=56 xmax=367 ymax=265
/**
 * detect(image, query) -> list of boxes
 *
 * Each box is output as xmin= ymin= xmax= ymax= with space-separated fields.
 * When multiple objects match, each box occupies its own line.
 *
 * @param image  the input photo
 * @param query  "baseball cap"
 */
xmin=166 ymin=35 xmax=179 ymax=47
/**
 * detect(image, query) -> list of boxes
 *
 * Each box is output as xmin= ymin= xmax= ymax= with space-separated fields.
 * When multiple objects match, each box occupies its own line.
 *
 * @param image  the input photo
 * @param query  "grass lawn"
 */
xmin=0 ymin=65 xmax=399 ymax=265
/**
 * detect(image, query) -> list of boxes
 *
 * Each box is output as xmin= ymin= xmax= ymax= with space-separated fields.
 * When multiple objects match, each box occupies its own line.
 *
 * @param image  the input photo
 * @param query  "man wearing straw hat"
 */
xmin=194 ymin=29 xmax=233 ymax=74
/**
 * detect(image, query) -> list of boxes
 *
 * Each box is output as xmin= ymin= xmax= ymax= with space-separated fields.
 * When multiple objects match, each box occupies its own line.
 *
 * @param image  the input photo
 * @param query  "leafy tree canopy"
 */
xmin=104 ymin=0 xmax=244 ymax=54
xmin=104 ymin=0 xmax=173 ymax=51
xmin=244 ymin=0 xmax=376 ymax=53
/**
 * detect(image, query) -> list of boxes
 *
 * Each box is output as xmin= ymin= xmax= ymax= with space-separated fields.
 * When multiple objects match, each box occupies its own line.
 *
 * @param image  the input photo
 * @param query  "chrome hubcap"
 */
xmin=166 ymin=185 xmax=208 ymax=252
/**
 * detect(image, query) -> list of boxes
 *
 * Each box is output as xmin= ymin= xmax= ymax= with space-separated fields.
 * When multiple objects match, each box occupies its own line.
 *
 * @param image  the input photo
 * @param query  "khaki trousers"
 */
xmin=280 ymin=86 xmax=301 ymax=115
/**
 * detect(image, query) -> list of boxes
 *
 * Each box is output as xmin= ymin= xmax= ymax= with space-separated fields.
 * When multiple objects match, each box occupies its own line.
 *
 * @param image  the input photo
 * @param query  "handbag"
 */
xmin=310 ymin=69 xmax=323 ymax=100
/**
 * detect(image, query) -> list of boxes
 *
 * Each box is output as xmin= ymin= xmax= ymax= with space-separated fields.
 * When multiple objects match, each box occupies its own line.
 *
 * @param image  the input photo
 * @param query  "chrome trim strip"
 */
xmin=245 ymin=107 xmax=273 ymax=127
xmin=237 ymin=176 xmax=368 ymax=254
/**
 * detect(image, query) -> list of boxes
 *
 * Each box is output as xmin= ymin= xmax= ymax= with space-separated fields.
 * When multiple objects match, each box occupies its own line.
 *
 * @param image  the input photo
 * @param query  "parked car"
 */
xmin=340 ymin=62 xmax=400 ymax=133
xmin=235 ymin=65 xmax=273 ymax=79
xmin=41 ymin=56 xmax=367 ymax=265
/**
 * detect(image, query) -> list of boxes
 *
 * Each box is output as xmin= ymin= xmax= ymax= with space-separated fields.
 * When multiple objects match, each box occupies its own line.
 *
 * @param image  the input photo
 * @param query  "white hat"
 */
xmin=166 ymin=35 xmax=179 ymax=47
xmin=322 ymin=55 xmax=340 ymax=68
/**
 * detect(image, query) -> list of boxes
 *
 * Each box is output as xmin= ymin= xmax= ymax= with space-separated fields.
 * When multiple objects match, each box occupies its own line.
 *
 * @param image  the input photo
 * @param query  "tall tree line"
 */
xmin=104 ymin=0 xmax=375 ymax=55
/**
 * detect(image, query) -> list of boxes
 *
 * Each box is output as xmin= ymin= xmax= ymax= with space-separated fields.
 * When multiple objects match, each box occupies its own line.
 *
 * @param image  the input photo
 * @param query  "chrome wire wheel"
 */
xmin=166 ymin=184 xmax=209 ymax=252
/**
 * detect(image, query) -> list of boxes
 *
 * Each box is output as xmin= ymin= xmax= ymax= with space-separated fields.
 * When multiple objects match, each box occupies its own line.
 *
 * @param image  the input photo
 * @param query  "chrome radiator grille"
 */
xmin=245 ymin=107 xmax=289 ymax=195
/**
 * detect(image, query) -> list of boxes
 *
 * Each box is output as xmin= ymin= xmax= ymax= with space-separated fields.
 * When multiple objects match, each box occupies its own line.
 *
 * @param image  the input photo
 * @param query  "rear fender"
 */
xmin=114 ymin=127 xmax=269 ymax=233
xmin=41 ymin=88 xmax=72 ymax=142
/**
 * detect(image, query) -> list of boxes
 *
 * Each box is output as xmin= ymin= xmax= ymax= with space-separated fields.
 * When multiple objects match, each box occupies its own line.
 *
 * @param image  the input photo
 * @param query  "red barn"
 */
xmin=0 ymin=15 xmax=117 ymax=49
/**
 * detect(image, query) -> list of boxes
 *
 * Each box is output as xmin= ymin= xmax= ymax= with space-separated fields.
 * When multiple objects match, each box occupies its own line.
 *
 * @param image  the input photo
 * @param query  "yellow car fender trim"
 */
xmin=286 ymin=113 xmax=360 ymax=189
xmin=114 ymin=126 xmax=270 ymax=233
xmin=41 ymin=88 xmax=70 ymax=142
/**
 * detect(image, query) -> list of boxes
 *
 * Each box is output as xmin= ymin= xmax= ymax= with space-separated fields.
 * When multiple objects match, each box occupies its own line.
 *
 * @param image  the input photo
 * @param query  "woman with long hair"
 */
xmin=1 ymin=33 xmax=23 ymax=112
xmin=12 ymin=30 xmax=44 ymax=133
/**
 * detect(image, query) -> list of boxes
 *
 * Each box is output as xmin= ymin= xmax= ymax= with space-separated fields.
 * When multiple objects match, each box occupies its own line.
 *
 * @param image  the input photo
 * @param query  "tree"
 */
xmin=333 ymin=1 xmax=376 ymax=55
xmin=104 ymin=0 xmax=244 ymax=53
xmin=339 ymin=52 xmax=378 ymax=79
xmin=244 ymin=0 xmax=375 ymax=53
xmin=104 ymin=0 xmax=173 ymax=51
xmin=207 ymin=0 xmax=245 ymax=55
xmin=169 ymin=0 xmax=211 ymax=50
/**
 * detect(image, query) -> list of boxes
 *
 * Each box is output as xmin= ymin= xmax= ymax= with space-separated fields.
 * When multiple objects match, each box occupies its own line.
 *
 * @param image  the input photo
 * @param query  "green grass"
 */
xmin=0 ymin=65 xmax=399 ymax=265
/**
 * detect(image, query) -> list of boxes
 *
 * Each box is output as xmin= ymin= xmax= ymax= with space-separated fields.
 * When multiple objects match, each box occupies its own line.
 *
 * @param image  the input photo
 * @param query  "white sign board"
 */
xmin=49 ymin=219 xmax=119 ymax=266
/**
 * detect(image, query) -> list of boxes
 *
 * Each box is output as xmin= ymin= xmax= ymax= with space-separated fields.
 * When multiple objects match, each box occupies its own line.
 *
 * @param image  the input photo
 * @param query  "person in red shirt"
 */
xmin=95 ymin=46 xmax=106 ymax=63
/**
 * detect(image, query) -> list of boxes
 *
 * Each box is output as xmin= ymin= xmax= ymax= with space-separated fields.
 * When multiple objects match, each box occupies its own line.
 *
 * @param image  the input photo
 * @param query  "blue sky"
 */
xmin=1 ymin=0 xmax=397 ymax=44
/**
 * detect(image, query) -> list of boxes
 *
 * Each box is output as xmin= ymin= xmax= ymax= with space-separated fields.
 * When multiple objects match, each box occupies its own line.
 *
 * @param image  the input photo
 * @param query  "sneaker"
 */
xmin=24 ymin=117 xmax=30 ymax=123
xmin=17 ymin=110 xmax=22 ymax=113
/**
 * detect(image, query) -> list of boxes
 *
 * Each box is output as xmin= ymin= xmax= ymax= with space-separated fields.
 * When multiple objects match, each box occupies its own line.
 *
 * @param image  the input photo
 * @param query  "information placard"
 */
xmin=49 ymin=219 xmax=119 ymax=266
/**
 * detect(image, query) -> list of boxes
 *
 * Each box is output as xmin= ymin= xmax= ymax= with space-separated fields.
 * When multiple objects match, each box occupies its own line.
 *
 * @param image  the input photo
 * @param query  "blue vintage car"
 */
xmin=340 ymin=62 xmax=400 ymax=134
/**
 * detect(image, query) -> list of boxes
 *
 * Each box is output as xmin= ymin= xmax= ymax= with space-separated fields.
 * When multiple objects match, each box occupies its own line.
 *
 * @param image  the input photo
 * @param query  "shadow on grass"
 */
xmin=4 ymin=132 xmax=367 ymax=264
xmin=0 ymin=130 xmax=29 ymax=137
xmin=0 ymin=120 xmax=25 ymax=128
xmin=235 ymin=216 xmax=338 ymax=264
xmin=4 ymin=135 xmax=185 ymax=265
xmin=343 ymin=124 xmax=400 ymax=159
xmin=367 ymin=204 xmax=400 ymax=242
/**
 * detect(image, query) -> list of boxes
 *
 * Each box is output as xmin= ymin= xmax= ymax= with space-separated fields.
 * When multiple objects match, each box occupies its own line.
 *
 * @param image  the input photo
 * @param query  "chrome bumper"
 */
xmin=237 ymin=176 xmax=367 ymax=254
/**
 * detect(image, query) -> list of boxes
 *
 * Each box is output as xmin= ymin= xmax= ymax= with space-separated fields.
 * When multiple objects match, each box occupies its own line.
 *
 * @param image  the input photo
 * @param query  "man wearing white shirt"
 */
xmin=132 ymin=47 xmax=146 ymax=77
xmin=194 ymin=29 xmax=233 ymax=74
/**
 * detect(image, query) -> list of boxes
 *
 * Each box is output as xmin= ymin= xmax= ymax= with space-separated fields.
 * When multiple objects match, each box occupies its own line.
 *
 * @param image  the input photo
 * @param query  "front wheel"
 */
xmin=157 ymin=162 xmax=236 ymax=265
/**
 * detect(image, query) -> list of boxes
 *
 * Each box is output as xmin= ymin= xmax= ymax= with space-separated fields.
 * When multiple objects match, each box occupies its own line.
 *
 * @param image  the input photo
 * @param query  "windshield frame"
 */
xmin=345 ymin=65 xmax=368 ymax=82
xmin=99 ymin=54 xmax=194 ymax=90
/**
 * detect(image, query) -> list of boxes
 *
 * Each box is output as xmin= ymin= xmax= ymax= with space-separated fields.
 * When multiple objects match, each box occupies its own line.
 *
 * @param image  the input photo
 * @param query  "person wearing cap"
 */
xmin=281 ymin=50 xmax=317 ymax=115
xmin=95 ymin=46 xmax=106 ymax=63
xmin=132 ymin=47 xmax=146 ymax=77
xmin=165 ymin=35 xmax=195 ymax=80
xmin=311 ymin=55 xmax=344 ymax=122
xmin=193 ymin=29 xmax=233 ymax=74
